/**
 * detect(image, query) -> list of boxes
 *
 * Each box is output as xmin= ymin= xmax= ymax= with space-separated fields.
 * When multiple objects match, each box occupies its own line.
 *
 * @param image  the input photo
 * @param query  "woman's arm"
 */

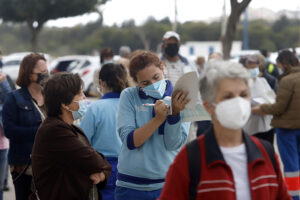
xmin=163 ymin=90 xmax=190 ymax=150
xmin=260 ymin=78 xmax=293 ymax=115
xmin=132 ymin=100 xmax=168 ymax=148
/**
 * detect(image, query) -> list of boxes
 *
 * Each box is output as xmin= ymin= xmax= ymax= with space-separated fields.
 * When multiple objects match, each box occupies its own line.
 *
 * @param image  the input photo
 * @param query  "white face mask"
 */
xmin=214 ymin=97 xmax=251 ymax=130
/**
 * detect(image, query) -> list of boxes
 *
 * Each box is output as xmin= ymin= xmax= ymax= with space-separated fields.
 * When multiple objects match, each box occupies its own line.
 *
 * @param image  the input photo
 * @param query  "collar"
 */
xmin=21 ymin=87 xmax=33 ymax=100
xmin=204 ymin=126 xmax=264 ymax=166
xmin=138 ymin=80 xmax=173 ymax=100
xmin=101 ymin=92 xmax=120 ymax=99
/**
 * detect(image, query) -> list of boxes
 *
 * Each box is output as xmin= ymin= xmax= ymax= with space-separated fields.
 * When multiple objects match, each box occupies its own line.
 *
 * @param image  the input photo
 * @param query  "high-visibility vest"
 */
xmin=268 ymin=63 xmax=275 ymax=74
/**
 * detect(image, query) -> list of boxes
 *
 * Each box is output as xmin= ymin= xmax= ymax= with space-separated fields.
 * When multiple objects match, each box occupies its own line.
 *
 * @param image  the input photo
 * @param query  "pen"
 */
xmin=142 ymin=103 xmax=155 ymax=107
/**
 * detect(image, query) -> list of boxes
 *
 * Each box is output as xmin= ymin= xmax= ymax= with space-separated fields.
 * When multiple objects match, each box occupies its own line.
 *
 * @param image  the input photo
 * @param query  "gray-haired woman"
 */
xmin=159 ymin=60 xmax=291 ymax=200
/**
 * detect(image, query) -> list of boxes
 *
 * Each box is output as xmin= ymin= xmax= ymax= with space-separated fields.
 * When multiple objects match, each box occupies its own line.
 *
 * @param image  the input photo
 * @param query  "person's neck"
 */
xmin=60 ymin=110 xmax=73 ymax=126
xmin=165 ymin=54 xmax=179 ymax=62
xmin=27 ymin=83 xmax=42 ymax=96
xmin=103 ymin=87 xmax=113 ymax=95
xmin=213 ymin=121 xmax=243 ymax=148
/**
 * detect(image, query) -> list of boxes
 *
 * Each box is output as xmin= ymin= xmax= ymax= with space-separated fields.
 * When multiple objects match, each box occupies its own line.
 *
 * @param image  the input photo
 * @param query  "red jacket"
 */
xmin=159 ymin=128 xmax=291 ymax=200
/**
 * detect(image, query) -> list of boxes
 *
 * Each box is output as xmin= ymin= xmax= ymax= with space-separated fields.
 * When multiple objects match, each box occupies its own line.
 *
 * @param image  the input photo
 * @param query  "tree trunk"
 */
xmin=222 ymin=0 xmax=251 ymax=60
xmin=27 ymin=20 xmax=43 ymax=52
xmin=135 ymin=27 xmax=150 ymax=50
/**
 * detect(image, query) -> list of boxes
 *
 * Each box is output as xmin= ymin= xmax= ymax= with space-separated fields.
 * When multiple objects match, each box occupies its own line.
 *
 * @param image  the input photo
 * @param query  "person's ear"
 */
xmin=160 ymin=63 xmax=164 ymax=71
xmin=203 ymin=101 xmax=214 ymax=115
xmin=61 ymin=103 xmax=70 ymax=112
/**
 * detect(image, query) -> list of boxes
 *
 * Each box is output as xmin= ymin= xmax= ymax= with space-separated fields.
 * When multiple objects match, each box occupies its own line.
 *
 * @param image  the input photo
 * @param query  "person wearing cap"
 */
xmin=239 ymin=55 xmax=276 ymax=145
xmin=161 ymin=31 xmax=198 ymax=86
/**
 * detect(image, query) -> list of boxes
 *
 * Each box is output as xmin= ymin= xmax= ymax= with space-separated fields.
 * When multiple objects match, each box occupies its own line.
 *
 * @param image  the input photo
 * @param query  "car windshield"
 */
xmin=3 ymin=60 xmax=21 ymax=66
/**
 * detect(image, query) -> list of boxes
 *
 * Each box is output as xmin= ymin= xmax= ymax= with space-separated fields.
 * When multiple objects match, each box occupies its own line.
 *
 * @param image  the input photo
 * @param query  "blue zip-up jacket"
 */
xmin=116 ymin=80 xmax=190 ymax=191
xmin=80 ymin=92 xmax=122 ymax=158
xmin=3 ymin=88 xmax=42 ymax=165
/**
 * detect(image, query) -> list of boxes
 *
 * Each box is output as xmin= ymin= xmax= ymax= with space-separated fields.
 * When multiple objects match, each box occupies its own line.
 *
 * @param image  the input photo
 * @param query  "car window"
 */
xmin=3 ymin=60 xmax=21 ymax=66
xmin=80 ymin=60 xmax=91 ymax=69
xmin=55 ymin=60 xmax=79 ymax=72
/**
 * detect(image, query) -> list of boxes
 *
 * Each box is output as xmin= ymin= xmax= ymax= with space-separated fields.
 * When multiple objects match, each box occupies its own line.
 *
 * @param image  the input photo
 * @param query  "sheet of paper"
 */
xmin=173 ymin=71 xmax=199 ymax=109
xmin=180 ymin=104 xmax=211 ymax=122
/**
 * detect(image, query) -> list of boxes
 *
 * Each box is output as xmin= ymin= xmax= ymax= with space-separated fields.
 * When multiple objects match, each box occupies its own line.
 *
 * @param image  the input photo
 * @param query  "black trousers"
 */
xmin=253 ymin=128 xmax=275 ymax=146
xmin=11 ymin=172 xmax=32 ymax=200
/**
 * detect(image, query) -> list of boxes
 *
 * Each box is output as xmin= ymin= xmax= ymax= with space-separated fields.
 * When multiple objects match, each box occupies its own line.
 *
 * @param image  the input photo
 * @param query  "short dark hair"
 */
xmin=99 ymin=63 xmax=128 ymax=93
xmin=129 ymin=51 xmax=162 ymax=82
xmin=100 ymin=48 xmax=114 ymax=64
xmin=16 ymin=53 xmax=46 ymax=88
xmin=276 ymin=50 xmax=299 ymax=69
xmin=44 ymin=72 xmax=83 ymax=117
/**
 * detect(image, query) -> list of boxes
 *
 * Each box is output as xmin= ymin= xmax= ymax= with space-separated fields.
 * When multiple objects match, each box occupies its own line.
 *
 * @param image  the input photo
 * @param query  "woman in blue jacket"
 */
xmin=80 ymin=63 xmax=128 ymax=200
xmin=115 ymin=51 xmax=190 ymax=200
xmin=2 ymin=53 xmax=48 ymax=200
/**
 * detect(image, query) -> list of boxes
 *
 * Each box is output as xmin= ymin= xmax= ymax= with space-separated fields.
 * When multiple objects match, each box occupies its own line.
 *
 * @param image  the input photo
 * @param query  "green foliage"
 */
xmin=0 ymin=16 xmax=299 ymax=56
xmin=0 ymin=0 xmax=101 ymax=24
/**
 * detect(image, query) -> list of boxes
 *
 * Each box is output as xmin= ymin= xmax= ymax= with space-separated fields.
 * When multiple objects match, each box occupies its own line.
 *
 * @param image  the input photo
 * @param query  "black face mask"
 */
xmin=36 ymin=73 xmax=49 ymax=85
xmin=165 ymin=43 xmax=179 ymax=58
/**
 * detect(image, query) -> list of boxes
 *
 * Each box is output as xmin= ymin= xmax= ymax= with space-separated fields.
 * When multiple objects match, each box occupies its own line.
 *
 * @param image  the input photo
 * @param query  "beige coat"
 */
xmin=261 ymin=67 xmax=300 ymax=129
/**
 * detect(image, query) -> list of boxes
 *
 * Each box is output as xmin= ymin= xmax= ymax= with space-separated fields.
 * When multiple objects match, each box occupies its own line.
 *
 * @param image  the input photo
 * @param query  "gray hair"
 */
xmin=199 ymin=60 xmax=251 ymax=103
xmin=119 ymin=46 xmax=131 ymax=58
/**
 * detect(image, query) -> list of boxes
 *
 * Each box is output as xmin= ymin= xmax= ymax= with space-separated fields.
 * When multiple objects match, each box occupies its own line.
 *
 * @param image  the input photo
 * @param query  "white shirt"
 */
xmin=163 ymin=58 xmax=198 ymax=86
xmin=220 ymin=144 xmax=251 ymax=200
xmin=243 ymin=77 xmax=275 ymax=134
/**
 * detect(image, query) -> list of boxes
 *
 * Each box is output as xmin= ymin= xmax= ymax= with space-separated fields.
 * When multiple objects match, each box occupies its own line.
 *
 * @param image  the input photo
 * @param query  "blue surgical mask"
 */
xmin=71 ymin=100 xmax=90 ymax=120
xmin=142 ymin=79 xmax=166 ymax=99
xmin=278 ymin=67 xmax=284 ymax=75
xmin=248 ymin=67 xmax=260 ymax=78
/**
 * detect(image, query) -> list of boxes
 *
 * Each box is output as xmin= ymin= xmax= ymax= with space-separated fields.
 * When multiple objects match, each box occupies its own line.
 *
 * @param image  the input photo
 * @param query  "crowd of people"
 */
xmin=0 ymin=31 xmax=299 ymax=200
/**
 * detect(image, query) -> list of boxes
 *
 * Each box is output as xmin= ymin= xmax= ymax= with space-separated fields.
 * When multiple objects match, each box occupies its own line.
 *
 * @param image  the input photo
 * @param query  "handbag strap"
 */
xmin=31 ymin=99 xmax=45 ymax=121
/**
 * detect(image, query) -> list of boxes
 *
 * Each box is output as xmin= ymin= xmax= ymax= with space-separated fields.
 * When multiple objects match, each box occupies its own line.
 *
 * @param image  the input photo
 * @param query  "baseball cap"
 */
xmin=162 ymin=31 xmax=180 ymax=41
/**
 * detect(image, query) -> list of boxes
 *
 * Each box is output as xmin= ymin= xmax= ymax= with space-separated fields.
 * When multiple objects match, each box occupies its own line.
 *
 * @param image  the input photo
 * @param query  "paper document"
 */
xmin=173 ymin=71 xmax=199 ymax=109
xmin=170 ymin=72 xmax=211 ymax=122
xmin=181 ymin=104 xmax=211 ymax=122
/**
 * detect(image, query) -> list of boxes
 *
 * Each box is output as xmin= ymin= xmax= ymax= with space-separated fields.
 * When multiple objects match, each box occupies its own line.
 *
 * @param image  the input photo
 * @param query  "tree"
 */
xmin=0 ymin=0 xmax=109 ymax=52
xmin=222 ymin=0 xmax=251 ymax=59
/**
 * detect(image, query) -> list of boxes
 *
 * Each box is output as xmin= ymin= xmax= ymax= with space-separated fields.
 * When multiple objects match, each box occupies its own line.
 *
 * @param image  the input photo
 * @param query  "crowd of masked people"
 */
xmin=0 ymin=31 xmax=299 ymax=200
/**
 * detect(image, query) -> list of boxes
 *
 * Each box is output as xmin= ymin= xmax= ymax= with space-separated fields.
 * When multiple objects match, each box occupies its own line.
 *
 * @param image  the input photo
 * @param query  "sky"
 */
xmin=46 ymin=0 xmax=300 ymax=27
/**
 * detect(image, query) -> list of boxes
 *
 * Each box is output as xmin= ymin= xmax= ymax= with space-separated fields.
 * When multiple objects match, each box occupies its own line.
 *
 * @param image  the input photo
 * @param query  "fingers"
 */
xmin=99 ymin=172 xmax=105 ymax=182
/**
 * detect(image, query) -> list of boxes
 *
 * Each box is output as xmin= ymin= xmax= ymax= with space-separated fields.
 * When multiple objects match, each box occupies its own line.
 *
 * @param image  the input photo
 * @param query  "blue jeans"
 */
xmin=276 ymin=128 xmax=300 ymax=200
xmin=114 ymin=186 xmax=162 ymax=200
xmin=0 ymin=149 xmax=8 ymax=200
xmin=101 ymin=157 xmax=118 ymax=200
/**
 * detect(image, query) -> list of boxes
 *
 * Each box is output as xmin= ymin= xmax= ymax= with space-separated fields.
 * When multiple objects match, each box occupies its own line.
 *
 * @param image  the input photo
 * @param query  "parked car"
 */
xmin=50 ymin=55 xmax=100 ymax=96
xmin=2 ymin=52 xmax=51 ymax=82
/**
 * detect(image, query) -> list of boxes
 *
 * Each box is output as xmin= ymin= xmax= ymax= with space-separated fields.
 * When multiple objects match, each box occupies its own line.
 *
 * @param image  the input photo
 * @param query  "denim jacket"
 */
xmin=3 ymin=87 xmax=42 ymax=165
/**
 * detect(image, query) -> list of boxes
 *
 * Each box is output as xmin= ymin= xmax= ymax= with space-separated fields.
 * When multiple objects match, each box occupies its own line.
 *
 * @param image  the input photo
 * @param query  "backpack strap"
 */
xmin=258 ymin=139 xmax=278 ymax=175
xmin=187 ymin=139 xmax=201 ymax=200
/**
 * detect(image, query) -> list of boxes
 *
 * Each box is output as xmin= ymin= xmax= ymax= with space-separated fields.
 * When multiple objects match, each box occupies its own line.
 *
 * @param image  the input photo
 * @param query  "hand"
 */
xmin=89 ymin=172 xmax=105 ymax=184
xmin=154 ymin=100 xmax=168 ymax=123
xmin=252 ymin=105 xmax=265 ymax=116
xmin=171 ymin=90 xmax=190 ymax=116
xmin=0 ymin=73 xmax=6 ymax=82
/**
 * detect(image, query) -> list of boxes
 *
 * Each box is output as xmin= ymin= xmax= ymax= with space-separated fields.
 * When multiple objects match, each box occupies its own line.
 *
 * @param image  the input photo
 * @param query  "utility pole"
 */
xmin=243 ymin=8 xmax=249 ymax=50
xmin=172 ymin=0 xmax=178 ymax=32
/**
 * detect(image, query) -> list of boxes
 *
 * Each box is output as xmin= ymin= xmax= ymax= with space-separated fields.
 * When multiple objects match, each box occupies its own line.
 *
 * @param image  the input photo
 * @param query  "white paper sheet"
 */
xmin=169 ymin=71 xmax=211 ymax=122
xmin=173 ymin=71 xmax=199 ymax=109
